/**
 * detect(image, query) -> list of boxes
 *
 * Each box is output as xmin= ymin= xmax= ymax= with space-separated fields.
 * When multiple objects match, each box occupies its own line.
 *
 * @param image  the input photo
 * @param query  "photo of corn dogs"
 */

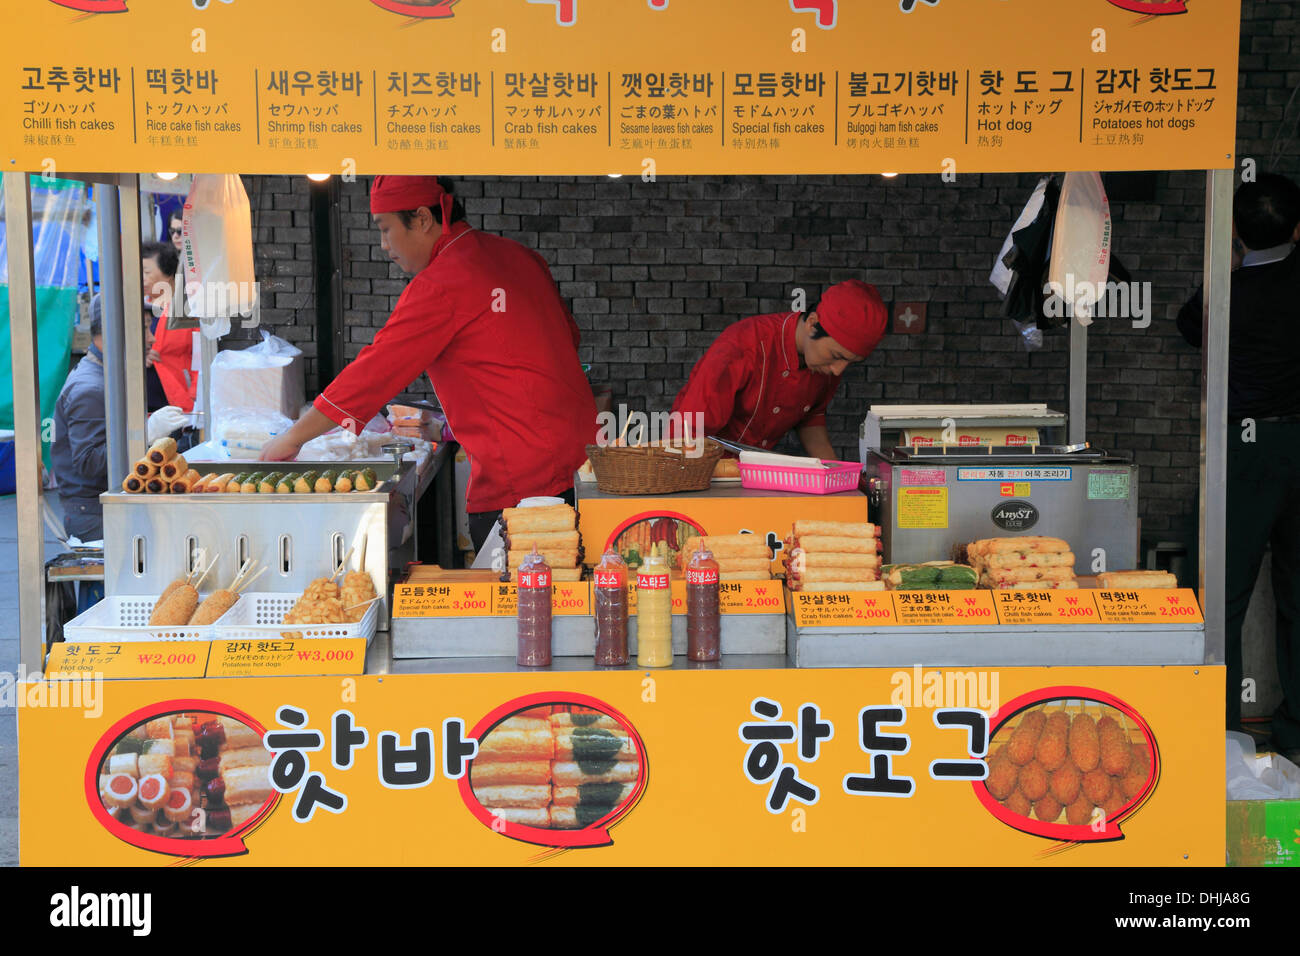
xmin=470 ymin=704 xmax=643 ymax=831
xmin=983 ymin=698 xmax=1156 ymax=830
xmin=97 ymin=711 xmax=273 ymax=841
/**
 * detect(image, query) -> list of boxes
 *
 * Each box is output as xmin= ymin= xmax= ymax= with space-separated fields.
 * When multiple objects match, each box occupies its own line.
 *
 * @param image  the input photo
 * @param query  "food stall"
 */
xmin=5 ymin=0 xmax=1238 ymax=866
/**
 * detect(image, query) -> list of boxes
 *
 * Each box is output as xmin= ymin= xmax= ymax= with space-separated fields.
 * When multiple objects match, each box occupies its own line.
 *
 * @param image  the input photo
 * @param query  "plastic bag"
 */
xmin=210 ymin=331 xmax=304 ymax=434
xmin=214 ymin=407 xmax=293 ymax=460
xmin=1226 ymin=732 xmax=1300 ymax=801
xmin=1047 ymin=171 xmax=1111 ymax=327
xmin=182 ymin=174 xmax=257 ymax=339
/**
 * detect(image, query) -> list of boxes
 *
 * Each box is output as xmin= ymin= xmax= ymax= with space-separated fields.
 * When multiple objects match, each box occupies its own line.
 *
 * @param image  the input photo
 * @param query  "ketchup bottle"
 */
xmin=686 ymin=543 xmax=721 ymax=662
xmin=593 ymin=549 xmax=629 ymax=666
xmin=516 ymin=548 xmax=553 ymax=667
xmin=636 ymin=543 xmax=673 ymax=668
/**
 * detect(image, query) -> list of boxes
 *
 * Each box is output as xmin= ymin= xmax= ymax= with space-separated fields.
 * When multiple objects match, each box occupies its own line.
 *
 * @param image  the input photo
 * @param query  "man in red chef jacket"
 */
xmin=670 ymin=280 xmax=888 ymax=460
xmin=261 ymin=175 xmax=597 ymax=550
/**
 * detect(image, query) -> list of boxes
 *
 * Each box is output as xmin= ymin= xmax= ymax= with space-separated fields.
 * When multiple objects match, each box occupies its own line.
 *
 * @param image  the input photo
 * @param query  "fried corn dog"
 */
xmin=149 ymin=584 xmax=198 ymax=626
xmin=1006 ymin=710 xmax=1045 ymax=765
xmin=147 ymin=436 xmax=177 ymax=465
xmin=189 ymin=589 xmax=240 ymax=625
xmin=1069 ymin=713 xmax=1101 ymax=772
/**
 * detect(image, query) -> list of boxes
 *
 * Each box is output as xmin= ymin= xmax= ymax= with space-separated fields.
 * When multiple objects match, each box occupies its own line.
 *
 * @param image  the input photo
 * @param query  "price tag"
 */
xmin=46 ymin=641 xmax=210 ymax=680
xmin=719 ymin=580 xmax=785 ymax=615
xmin=489 ymin=583 xmax=592 ymax=617
xmin=791 ymin=591 xmax=897 ymax=628
xmin=207 ymin=638 xmax=365 ymax=677
xmin=1094 ymin=588 xmax=1203 ymax=625
xmin=892 ymin=590 xmax=997 ymax=626
xmin=392 ymin=582 xmax=491 ymax=617
xmin=992 ymin=590 xmax=1101 ymax=625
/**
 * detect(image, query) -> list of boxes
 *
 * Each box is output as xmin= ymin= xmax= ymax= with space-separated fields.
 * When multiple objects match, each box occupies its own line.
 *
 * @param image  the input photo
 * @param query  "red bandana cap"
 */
xmin=814 ymin=280 xmax=888 ymax=358
xmin=370 ymin=175 xmax=453 ymax=227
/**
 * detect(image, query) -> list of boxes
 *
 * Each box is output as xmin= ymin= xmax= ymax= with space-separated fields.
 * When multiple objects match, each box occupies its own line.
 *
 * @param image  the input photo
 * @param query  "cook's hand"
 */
xmin=260 ymin=434 xmax=303 ymax=462
xmin=145 ymin=348 xmax=161 ymax=368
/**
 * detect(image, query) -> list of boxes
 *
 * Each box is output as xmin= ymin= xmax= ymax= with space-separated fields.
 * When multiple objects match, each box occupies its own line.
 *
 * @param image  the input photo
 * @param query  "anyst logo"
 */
xmin=370 ymin=0 xmax=460 ymax=17
xmin=1105 ymin=0 xmax=1188 ymax=14
xmin=991 ymin=501 xmax=1039 ymax=531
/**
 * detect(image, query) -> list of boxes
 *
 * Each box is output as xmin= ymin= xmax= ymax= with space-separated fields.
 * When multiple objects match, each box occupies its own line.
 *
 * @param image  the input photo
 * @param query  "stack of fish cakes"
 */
xmin=678 ymin=534 xmax=771 ymax=581
xmin=503 ymin=504 xmax=583 ymax=582
xmin=967 ymin=536 xmax=1078 ymax=589
xmin=783 ymin=521 xmax=883 ymax=592
xmin=470 ymin=706 xmax=641 ymax=829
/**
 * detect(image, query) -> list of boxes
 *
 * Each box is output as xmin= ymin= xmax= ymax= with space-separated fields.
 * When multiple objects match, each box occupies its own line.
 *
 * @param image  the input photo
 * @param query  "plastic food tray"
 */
xmin=63 ymin=594 xmax=215 ymax=643
xmin=738 ymin=460 xmax=861 ymax=494
xmin=213 ymin=592 xmax=380 ymax=644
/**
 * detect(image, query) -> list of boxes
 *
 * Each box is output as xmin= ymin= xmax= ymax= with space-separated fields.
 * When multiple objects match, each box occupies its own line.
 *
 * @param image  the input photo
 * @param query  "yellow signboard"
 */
xmin=1094 ymin=588 xmax=1204 ymax=625
xmin=205 ymin=638 xmax=366 ymax=677
xmin=993 ymin=589 xmax=1102 ymax=626
xmin=790 ymin=590 xmax=898 ymax=627
xmin=47 ymin=641 xmax=210 ymax=680
xmin=392 ymin=581 xmax=492 ymax=617
xmin=19 ymin=666 xmax=1223 ymax=866
xmin=0 ymin=0 xmax=1239 ymax=175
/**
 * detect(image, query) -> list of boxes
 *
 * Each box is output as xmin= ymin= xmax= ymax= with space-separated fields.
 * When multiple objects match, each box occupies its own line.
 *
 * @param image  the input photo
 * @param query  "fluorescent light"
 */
xmin=155 ymin=172 xmax=179 ymax=181
xmin=607 ymin=173 xmax=623 ymax=179
xmin=881 ymin=172 xmax=899 ymax=178
xmin=307 ymin=173 xmax=331 ymax=182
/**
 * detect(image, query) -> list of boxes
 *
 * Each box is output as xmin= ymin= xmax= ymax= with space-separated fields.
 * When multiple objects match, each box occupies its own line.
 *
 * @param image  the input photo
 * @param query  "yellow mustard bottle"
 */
xmin=636 ymin=544 xmax=673 ymax=668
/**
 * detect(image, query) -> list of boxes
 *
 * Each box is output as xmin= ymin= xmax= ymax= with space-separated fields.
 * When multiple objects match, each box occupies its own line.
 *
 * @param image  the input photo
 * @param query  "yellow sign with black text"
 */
xmin=1 ymin=0 xmax=1239 ymax=175
xmin=19 ymin=665 xmax=1222 ymax=865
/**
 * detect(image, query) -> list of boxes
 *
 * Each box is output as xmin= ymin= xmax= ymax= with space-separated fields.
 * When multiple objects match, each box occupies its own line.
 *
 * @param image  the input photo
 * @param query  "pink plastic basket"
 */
xmin=737 ymin=459 xmax=862 ymax=494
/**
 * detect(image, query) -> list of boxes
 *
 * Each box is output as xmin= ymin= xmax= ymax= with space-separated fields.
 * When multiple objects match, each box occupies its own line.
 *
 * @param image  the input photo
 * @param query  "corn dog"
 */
xmin=149 ymin=584 xmax=198 ymax=626
xmin=146 ymin=437 xmax=177 ymax=465
xmin=157 ymin=578 xmax=188 ymax=605
xmin=192 ymin=473 xmax=219 ymax=493
xmin=170 ymin=469 xmax=201 ymax=493
xmin=205 ymin=473 xmax=235 ymax=493
xmin=189 ymin=589 xmax=240 ymax=625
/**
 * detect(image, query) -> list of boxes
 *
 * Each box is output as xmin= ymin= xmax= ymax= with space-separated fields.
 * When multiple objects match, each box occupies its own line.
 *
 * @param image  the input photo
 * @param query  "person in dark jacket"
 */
xmin=51 ymin=294 xmax=109 ymax=541
xmin=1177 ymin=173 xmax=1300 ymax=761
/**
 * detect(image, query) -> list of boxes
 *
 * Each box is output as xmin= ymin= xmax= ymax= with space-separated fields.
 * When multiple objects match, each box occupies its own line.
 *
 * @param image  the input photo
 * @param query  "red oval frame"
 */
xmin=603 ymin=510 xmax=706 ymax=554
xmin=85 ymin=698 xmax=280 ymax=858
xmin=459 ymin=692 xmax=648 ymax=849
xmin=973 ymin=686 xmax=1160 ymax=843
xmin=369 ymin=0 xmax=458 ymax=18
xmin=47 ymin=0 xmax=129 ymax=11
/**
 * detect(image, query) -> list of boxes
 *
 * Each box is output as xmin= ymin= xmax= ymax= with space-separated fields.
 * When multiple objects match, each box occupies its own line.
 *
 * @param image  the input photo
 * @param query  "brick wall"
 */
xmin=248 ymin=0 xmax=1299 ymax=551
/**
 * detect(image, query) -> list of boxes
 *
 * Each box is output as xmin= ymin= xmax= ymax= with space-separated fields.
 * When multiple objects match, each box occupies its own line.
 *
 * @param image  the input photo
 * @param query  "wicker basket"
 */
xmin=585 ymin=442 xmax=724 ymax=495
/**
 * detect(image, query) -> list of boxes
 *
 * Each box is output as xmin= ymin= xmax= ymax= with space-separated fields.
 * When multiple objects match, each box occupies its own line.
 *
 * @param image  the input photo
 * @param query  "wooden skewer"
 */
xmin=229 ymin=558 xmax=254 ymax=592
xmin=333 ymin=547 xmax=356 ymax=581
xmin=358 ymin=533 xmax=368 ymax=573
xmin=235 ymin=566 xmax=267 ymax=593
xmin=343 ymin=596 xmax=382 ymax=613
xmin=193 ymin=552 xmax=222 ymax=591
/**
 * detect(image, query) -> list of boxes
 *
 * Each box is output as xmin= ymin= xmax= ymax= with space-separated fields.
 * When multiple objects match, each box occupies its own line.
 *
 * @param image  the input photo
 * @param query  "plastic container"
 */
xmin=686 ymin=544 xmax=721 ymax=662
xmin=636 ymin=546 xmax=673 ymax=668
xmin=212 ymin=592 xmax=380 ymax=644
xmin=64 ymin=594 xmax=216 ymax=643
xmin=738 ymin=459 xmax=861 ymax=494
xmin=593 ymin=549 xmax=629 ymax=666
xmin=516 ymin=549 xmax=553 ymax=667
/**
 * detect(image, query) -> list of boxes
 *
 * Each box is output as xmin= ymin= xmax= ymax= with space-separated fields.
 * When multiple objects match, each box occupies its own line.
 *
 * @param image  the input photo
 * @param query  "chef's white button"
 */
xmin=773 ymin=406 xmax=781 ymax=414
xmin=782 ymin=370 xmax=790 ymax=378
xmin=803 ymin=405 xmax=811 ymax=412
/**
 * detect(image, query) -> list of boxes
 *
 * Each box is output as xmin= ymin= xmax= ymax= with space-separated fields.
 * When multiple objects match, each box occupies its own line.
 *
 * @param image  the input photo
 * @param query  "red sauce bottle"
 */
xmin=686 ymin=543 xmax=721 ymax=662
xmin=516 ymin=548 xmax=553 ymax=667
xmin=593 ymin=549 xmax=629 ymax=666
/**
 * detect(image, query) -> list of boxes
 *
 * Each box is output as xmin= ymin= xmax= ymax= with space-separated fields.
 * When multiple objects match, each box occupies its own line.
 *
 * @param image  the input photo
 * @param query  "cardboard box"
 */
xmin=1226 ymin=799 xmax=1300 ymax=866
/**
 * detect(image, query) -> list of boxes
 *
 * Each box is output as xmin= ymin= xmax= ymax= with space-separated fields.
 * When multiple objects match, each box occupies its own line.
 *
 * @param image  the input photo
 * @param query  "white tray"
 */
xmin=63 ymin=594 xmax=216 ymax=643
xmin=213 ymin=592 xmax=380 ymax=644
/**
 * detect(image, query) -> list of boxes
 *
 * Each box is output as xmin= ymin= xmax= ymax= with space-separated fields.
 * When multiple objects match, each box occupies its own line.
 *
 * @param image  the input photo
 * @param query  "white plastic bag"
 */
xmin=210 ymin=331 xmax=305 ymax=434
xmin=182 ymin=174 xmax=258 ymax=339
xmin=1047 ymin=171 xmax=1111 ymax=327
xmin=214 ymin=408 xmax=293 ymax=460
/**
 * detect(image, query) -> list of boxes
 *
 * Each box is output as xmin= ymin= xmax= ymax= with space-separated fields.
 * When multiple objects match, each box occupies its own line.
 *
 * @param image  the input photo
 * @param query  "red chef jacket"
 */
xmin=315 ymin=221 xmax=596 ymax=513
xmin=671 ymin=311 xmax=839 ymax=450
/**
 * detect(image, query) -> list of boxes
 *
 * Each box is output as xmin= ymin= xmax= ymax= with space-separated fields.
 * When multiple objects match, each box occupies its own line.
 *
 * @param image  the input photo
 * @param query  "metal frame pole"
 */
xmin=117 ymin=174 xmax=148 ymax=462
xmin=4 ymin=172 xmax=47 ymax=675
xmin=1068 ymin=320 xmax=1087 ymax=444
xmin=96 ymin=183 xmax=128 ymax=486
xmin=1200 ymin=169 xmax=1232 ymax=665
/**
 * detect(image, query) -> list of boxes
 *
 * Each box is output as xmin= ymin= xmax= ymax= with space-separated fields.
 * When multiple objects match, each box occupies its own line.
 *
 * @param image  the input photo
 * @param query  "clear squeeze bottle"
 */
xmin=516 ymin=548 xmax=553 ymax=667
xmin=636 ymin=543 xmax=673 ymax=668
xmin=686 ymin=543 xmax=721 ymax=662
xmin=593 ymin=549 xmax=630 ymax=666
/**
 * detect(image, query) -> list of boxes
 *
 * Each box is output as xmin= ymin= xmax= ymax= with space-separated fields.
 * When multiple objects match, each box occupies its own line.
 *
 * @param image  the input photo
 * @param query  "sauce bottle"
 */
xmin=636 ymin=543 xmax=673 ymax=668
xmin=593 ymin=549 xmax=629 ymax=666
xmin=686 ymin=543 xmax=721 ymax=662
xmin=516 ymin=548 xmax=553 ymax=667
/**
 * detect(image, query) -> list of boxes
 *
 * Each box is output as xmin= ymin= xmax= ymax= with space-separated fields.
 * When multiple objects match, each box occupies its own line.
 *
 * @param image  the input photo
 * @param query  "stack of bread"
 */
xmin=967 ymin=536 xmax=1078 ymax=589
xmin=503 ymin=503 xmax=583 ymax=583
xmin=677 ymin=534 xmax=771 ymax=581
xmin=783 ymin=521 xmax=884 ymax=592
xmin=121 ymin=437 xmax=202 ymax=494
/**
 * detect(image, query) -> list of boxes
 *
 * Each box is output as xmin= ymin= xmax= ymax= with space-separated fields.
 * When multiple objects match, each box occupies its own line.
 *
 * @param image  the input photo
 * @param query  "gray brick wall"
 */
xmin=246 ymin=0 xmax=1298 ymax=551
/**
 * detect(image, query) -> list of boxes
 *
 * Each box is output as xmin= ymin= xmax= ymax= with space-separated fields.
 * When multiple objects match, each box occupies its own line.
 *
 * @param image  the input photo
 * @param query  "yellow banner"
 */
xmin=19 ymin=665 xmax=1223 ymax=865
xmin=1 ymin=0 xmax=1239 ymax=175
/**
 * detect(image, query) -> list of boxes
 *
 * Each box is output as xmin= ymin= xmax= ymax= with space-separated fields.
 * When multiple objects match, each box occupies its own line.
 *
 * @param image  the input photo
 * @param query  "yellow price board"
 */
xmin=718 ymin=580 xmax=785 ymax=615
xmin=46 ymin=641 xmax=209 ymax=680
xmin=992 ymin=590 xmax=1101 ymax=626
xmin=491 ymin=582 xmax=591 ymax=617
xmin=206 ymin=638 xmax=365 ymax=677
xmin=1093 ymin=588 xmax=1204 ymax=625
xmin=392 ymin=581 xmax=492 ymax=617
xmin=892 ymin=590 xmax=997 ymax=627
xmin=791 ymin=590 xmax=898 ymax=628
